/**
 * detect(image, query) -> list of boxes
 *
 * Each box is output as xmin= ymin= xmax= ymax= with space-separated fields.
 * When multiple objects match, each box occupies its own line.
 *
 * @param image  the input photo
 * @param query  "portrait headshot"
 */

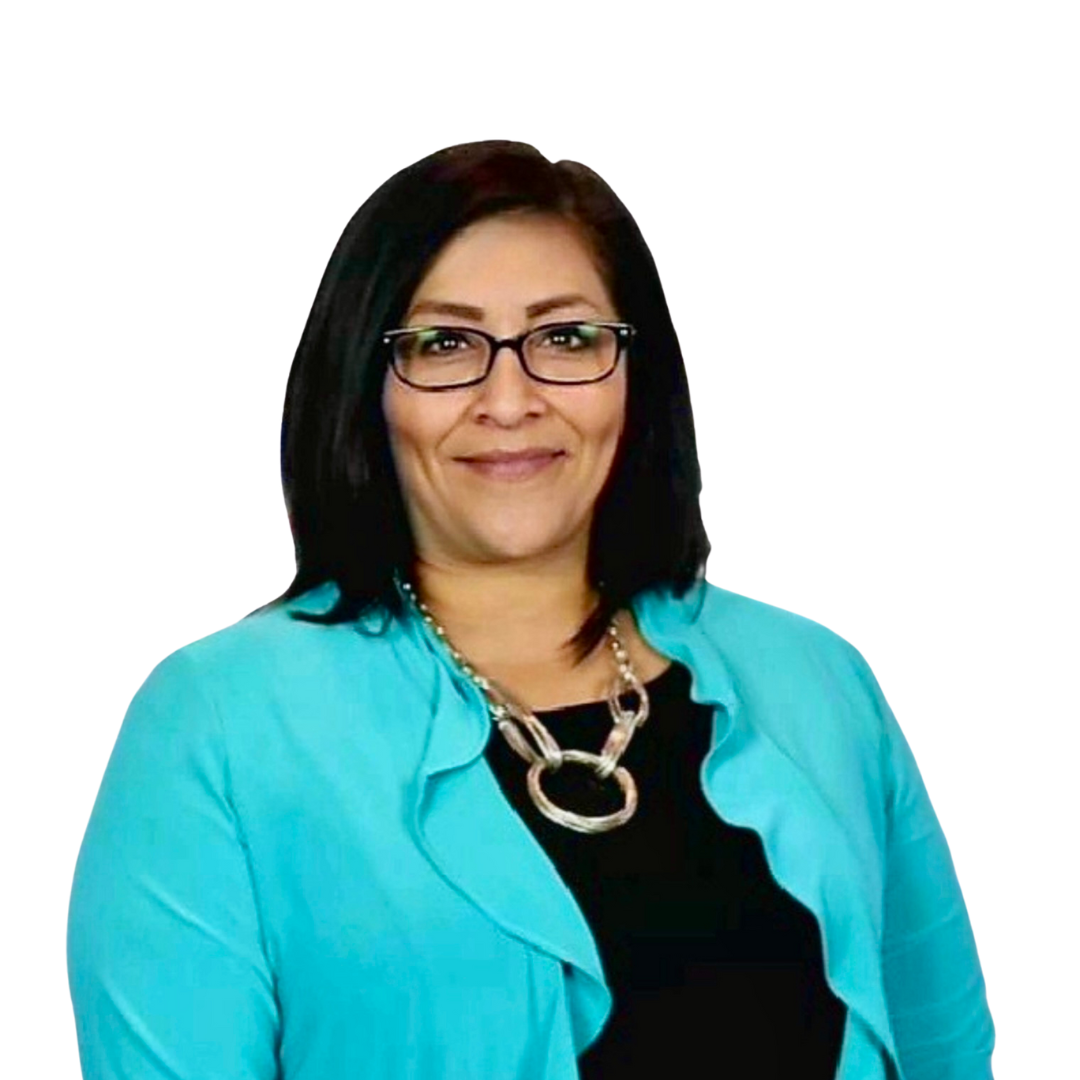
xmin=5 ymin=6 xmax=1075 ymax=1080
xmin=64 ymin=136 xmax=996 ymax=1078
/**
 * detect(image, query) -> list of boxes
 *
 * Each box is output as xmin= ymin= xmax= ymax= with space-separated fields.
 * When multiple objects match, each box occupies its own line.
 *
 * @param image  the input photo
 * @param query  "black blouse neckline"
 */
xmin=484 ymin=658 xmax=848 ymax=1078
xmin=532 ymin=659 xmax=683 ymax=720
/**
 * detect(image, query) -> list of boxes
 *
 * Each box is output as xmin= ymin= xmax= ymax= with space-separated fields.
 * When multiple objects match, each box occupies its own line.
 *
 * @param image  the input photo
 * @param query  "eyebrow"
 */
xmin=405 ymin=293 xmax=601 ymax=323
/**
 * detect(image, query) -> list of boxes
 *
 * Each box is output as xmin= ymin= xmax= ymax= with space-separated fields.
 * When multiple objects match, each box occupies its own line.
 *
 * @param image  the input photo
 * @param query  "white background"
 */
xmin=3 ymin=2 xmax=1077 ymax=1075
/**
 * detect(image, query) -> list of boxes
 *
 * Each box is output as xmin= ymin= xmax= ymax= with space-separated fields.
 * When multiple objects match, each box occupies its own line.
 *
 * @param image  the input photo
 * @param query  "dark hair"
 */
xmin=251 ymin=140 xmax=709 ymax=662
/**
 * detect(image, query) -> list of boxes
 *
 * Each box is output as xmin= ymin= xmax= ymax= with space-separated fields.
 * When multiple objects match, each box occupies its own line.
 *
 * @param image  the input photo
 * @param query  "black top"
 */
xmin=484 ymin=660 xmax=847 ymax=1079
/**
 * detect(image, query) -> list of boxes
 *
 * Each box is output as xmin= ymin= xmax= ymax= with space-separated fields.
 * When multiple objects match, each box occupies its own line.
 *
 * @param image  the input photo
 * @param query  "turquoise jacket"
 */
xmin=68 ymin=579 xmax=995 ymax=1079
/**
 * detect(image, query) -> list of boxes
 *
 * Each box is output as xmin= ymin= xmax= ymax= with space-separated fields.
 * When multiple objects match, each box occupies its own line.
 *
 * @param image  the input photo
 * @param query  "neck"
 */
xmin=413 ymin=550 xmax=601 ymax=670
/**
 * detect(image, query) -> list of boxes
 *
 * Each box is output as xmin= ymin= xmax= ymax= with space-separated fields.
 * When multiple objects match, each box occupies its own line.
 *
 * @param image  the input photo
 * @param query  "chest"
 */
xmin=217 ymin=631 xmax=887 ymax=1076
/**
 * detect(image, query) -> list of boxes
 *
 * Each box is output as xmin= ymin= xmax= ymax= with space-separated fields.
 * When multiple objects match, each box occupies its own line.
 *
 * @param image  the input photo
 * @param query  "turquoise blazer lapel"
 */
xmin=405 ymin=604 xmax=611 ymax=1051
xmin=404 ymin=579 xmax=900 ymax=1069
xmin=634 ymin=582 xmax=900 ymax=1070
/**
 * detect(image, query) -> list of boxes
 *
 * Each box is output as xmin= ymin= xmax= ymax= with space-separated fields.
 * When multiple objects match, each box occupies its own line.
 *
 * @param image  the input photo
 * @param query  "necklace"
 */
xmin=400 ymin=579 xmax=650 ymax=834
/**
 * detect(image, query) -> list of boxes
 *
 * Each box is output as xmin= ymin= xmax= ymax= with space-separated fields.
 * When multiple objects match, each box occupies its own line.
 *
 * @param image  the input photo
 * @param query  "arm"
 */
xmin=876 ymin=684 xmax=996 ymax=1080
xmin=67 ymin=650 xmax=279 ymax=1079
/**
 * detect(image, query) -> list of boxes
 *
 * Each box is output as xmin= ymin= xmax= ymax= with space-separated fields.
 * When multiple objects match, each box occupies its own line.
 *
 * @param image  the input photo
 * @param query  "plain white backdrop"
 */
xmin=3 ymin=2 xmax=1076 ymax=1075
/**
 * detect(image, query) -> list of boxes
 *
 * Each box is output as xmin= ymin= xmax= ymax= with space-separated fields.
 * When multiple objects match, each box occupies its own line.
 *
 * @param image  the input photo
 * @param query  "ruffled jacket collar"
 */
xmin=336 ymin=577 xmax=902 ymax=1076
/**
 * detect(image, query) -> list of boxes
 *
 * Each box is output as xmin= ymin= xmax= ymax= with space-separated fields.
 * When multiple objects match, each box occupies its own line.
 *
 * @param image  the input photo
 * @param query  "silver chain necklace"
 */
xmin=400 ymin=580 xmax=650 ymax=834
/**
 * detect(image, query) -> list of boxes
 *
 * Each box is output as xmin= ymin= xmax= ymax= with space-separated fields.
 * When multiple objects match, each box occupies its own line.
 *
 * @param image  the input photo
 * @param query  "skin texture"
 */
xmin=382 ymin=211 xmax=669 ymax=706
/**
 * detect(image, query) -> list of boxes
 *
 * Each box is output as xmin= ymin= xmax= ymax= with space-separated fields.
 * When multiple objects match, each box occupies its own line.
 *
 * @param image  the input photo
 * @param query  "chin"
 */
xmin=469 ymin=520 xmax=586 ymax=564
xmin=474 ymin=537 xmax=569 ymax=564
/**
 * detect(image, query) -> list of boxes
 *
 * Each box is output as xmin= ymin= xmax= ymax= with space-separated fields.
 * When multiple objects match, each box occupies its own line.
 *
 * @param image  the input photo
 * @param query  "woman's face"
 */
xmin=382 ymin=212 xmax=627 ymax=570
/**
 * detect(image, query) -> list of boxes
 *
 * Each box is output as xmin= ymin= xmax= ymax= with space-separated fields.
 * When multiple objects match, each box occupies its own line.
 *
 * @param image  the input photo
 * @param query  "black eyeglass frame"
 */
xmin=381 ymin=320 xmax=636 ymax=391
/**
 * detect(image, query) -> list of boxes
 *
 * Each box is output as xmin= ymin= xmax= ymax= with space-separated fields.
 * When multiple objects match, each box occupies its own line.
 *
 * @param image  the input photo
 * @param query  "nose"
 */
xmin=471 ymin=343 xmax=546 ymax=426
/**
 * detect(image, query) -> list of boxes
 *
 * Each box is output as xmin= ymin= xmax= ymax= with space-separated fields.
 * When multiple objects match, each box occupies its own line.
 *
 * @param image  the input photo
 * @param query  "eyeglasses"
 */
xmin=382 ymin=320 xmax=635 ymax=390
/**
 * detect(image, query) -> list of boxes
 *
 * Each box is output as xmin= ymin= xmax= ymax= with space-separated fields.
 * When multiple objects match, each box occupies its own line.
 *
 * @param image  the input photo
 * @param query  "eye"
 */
xmin=536 ymin=323 xmax=600 ymax=351
xmin=415 ymin=328 xmax=471 ymax=356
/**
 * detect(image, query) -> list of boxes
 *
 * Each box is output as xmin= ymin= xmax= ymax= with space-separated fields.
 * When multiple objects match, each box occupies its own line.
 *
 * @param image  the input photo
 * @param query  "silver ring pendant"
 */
xmin=398 ymin=578 xmax=648 ymax=835
xmin=526 ymin=750 xmax=639 ymax=834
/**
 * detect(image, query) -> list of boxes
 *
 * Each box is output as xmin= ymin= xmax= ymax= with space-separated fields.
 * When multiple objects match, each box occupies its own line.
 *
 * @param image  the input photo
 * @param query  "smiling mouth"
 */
xmin=455 ymin=449 xmax=566 ymax=480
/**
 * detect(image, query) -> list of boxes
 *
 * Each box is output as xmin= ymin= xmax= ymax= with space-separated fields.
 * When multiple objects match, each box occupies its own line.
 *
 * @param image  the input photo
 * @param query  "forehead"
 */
xmin=409 ymin=212 xmax=613 ymax=313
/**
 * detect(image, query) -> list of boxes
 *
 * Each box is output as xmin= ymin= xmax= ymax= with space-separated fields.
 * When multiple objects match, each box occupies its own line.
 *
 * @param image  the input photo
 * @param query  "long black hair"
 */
xmin=251 ymin=140 xmax=710 ymax=662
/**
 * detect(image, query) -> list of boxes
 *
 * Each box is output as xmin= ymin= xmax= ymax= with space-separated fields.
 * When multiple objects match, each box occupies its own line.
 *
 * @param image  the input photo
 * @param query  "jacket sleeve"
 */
xmin=67 ymin=649 xmax=279 ymax=1079
xmin=874 ymin=675 xmax=996 ymax=1080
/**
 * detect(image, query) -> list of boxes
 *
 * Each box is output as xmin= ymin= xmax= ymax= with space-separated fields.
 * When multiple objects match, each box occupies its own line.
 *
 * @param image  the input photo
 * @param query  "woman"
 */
xmin=67 ymin=141 xmax=995 ymax=1079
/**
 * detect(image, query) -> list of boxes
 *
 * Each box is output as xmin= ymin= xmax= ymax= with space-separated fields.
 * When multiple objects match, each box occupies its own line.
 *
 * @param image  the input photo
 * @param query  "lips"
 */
xmin=458 ymin=449 xmax=564 ymax=464
xmin=455 ymin=448 xmax=566 ymax=480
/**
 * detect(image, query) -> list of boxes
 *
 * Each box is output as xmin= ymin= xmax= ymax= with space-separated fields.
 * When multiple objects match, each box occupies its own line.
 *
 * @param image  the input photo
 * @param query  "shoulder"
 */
xmin=711 ymin=579 xmax=870 ymax=658
xmin=711 ymin=580 xmax=883 ymax=689
xmin=675 ymin=582 xmax=899 ymax=813
xmin=133 ymin=583 xmax=406 ymax=719
xmin=113 ymin=585 xmax=428 ymax=791
xmin=655 ymin=578 xmax=869 ymax=667
xmin=172 ymin=582 xmax=394 ymax=666
xmin=645 ymin=578 xmax=888 ymax=721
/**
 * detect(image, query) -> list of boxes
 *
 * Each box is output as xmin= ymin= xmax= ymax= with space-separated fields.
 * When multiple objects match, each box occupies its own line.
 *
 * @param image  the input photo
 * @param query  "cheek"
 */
xmin=563 ymin=383 xmax=627 ymax=490
xmin=382 ymin=382 xmax=456 ymax=481
xmin=591 ymin=380 xmax=629 ymax=450
xmin=382 ymin=388 xmax=429 ymax=489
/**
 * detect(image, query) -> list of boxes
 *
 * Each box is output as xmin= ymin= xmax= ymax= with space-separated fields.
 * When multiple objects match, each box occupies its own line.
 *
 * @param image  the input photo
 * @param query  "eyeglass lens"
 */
xmin=390 ymin=323 xmax=620 ymax=388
